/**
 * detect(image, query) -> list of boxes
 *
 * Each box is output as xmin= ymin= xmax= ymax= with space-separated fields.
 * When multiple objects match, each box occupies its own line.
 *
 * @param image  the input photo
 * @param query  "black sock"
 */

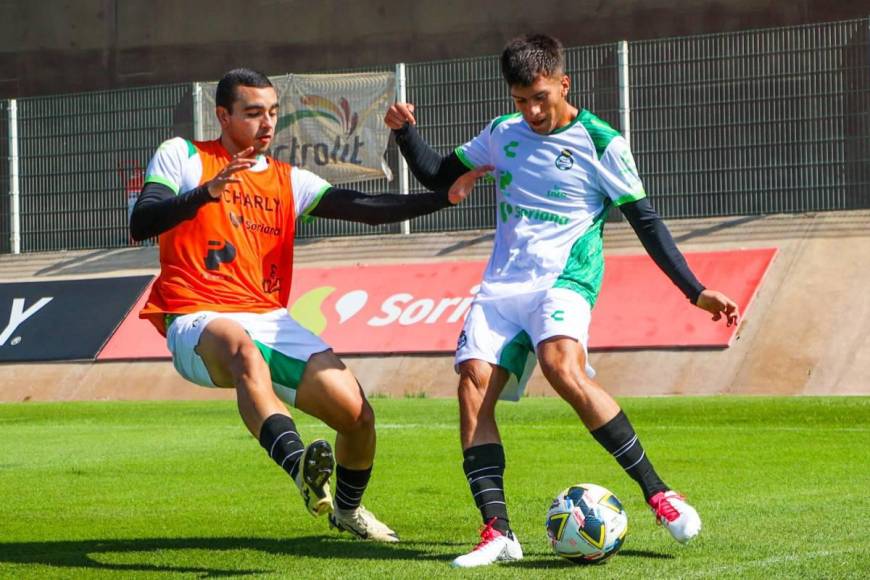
xmin=590 ymin=410 xmax=668 ymax=501
xmin=258 ymin=414 xmax=305 ymax=480
xmin=463 ymin=443 xmax=511 ymax=535
xmin=334 ymin=464 xmax=371 ymax=511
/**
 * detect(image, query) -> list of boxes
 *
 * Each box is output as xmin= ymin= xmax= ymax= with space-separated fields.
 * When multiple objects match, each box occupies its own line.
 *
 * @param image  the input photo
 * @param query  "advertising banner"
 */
xmin=200 ymin=72 xmax=395 ymax=184
xmin=0 ymin=276 xmax=153 ymax=362
xmin=285 ymin=248 xmax=775 ymax=352
xmin=98 ymin=248 xmax=776 ymax=359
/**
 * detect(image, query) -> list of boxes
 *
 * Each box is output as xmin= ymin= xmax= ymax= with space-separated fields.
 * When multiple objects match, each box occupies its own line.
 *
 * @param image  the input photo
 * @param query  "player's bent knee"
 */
xmin=224 ymin=341 xmax=270 ymax=387
xmin=457 ymin=362 xmax=490 ymax=393
xmin=457 ymin=377 xmax=484 ymax=406
xmin=540 ymin=359 xmax=589 ymax=389
xmin=336 ymin=399 xmax=375 ymax=435
xmin=235 ymin=340 xmax=266 ymax=369
xmin=356 ymin=401 xmax=376 ymax=433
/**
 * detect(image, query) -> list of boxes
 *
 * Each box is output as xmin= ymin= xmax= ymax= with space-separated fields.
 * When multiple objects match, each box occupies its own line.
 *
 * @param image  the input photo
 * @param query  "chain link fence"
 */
xmin=631 ymin=18 xmax=870 ymax=217
xmin=400 ymin=42 xmax=622 ymax=234
xmin=13 ymin=85 xmax=192 ymax=252
xmin=0 ymin=100 xmax=9 ymax=254
xmin=2 ymin=18 xmax=869 ymax=252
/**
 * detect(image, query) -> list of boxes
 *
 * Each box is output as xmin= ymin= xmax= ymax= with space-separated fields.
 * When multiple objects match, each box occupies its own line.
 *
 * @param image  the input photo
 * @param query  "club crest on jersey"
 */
xmin=457 ymin=330 xmax=468 ymax=350
xmin=555 ymin=149 xmax=574 ymax=171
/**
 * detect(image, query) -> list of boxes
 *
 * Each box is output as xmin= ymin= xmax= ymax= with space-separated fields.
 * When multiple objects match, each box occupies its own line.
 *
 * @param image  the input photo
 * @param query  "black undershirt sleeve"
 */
xmin=307 ymin=187 xmax=453 ymax=225
xmin=393 ymin=123 xmax=469 ymax=190
xmin=619 ymin=197 xmax=705 ymax=304
xmin=129 ymin=181 xmax=218 ymax=241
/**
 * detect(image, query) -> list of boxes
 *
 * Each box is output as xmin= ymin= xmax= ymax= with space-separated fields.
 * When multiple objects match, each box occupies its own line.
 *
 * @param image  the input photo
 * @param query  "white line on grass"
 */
xmin=373 ymin=423 xmax=870 ymax=432
xmin=686 ymin=548 xmax=856 ymax=577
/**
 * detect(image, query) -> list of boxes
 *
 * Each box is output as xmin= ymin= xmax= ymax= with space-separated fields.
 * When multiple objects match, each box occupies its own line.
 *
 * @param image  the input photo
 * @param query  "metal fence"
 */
xmin=0 ymin=100 xmax=9 ymax=254
xmin=631 ymin=18 xmax=870 ymax=217
xmin=405 ymin=43 xmax=622 ymax=234
xmin=2 ymin=18 xmax=869 ymax=252
xmin=11 ymin=84 xmax=193 ymax=252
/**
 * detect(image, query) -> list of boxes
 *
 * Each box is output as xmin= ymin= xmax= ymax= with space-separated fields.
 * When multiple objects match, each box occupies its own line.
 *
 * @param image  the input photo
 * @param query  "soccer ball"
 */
xmin=545 ymin=483 xmax=628 ymax=564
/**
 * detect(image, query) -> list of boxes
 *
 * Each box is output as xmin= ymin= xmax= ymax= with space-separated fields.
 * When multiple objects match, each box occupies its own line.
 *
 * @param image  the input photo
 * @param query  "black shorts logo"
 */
xmin=205 ymin=240 xmax=237 ymax=271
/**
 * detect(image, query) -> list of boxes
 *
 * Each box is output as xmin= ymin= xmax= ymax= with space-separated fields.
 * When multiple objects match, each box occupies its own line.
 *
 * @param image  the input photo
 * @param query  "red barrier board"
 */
xmin=97 ymin=281 xmax=167 ymax=359
xmin=97 ymin=247 xmax=776 ymax=359
xmin=590 ymin=248 xmax=776 ymax=349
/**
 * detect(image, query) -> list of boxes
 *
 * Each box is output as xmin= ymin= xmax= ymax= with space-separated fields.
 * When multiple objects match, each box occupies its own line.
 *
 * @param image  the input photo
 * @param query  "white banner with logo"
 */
xmin=199 ymin=72 xmax=395 ymax=184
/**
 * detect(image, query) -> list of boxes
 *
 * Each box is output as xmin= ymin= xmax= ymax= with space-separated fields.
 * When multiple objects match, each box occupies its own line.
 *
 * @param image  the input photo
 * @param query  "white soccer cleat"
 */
xmin=648 ymin=490 xmax=701 ymax=544
xmin=294 ymin=439 xmax=334 ymax=517
xmin=329 ymin=505 xmax=400 ymax=542
xmin=451 ymin=519 xmax=523 ymax=568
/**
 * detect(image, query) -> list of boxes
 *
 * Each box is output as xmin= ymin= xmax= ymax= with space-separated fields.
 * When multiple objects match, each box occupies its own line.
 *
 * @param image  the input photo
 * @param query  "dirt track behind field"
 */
xmin=1 ymin=210 xmax=868 ymax=402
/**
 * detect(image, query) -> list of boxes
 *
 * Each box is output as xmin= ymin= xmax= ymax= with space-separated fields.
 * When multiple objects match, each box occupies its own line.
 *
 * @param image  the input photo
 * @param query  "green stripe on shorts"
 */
xmin=498 ymin=331 xmax=534 ymax=380
xmin=254 ymin=340 xmax=307 ymax=391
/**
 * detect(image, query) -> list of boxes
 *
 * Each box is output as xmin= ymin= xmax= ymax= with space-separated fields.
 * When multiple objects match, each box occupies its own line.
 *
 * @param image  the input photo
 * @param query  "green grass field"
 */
xmin=1 ymin=396 xmax=867 ymax=579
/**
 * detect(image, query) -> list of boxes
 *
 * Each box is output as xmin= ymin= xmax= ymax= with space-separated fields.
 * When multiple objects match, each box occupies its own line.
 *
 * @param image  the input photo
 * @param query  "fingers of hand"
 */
xmin=385 ymin=103 xmax=417 ymax=128
xmin=222 ymin=159 xmax=256 ymax=177
xmin=396 ymin=103 xmax=416 ymax=124
xmin=728 ymin=307 xmax=739 ymax=326
xmin=459 ymin=166 xmax=488 ymax=186
xmin=461 ymin=165 xmax=494 ymax=184
xmin=385 ymin=108 xmax=410 ymax=129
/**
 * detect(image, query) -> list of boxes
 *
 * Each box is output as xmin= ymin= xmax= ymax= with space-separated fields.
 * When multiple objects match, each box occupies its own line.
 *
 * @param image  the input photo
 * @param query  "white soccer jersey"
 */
xmin=144 ymin=137 xmax=331 ymax=217
xmin=455 ymin=110 xmax=646 ymax=306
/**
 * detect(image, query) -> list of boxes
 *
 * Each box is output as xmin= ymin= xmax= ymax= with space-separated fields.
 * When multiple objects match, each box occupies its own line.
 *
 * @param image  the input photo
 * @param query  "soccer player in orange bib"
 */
xmin=130 ymin=68 xmax=490 ymax=542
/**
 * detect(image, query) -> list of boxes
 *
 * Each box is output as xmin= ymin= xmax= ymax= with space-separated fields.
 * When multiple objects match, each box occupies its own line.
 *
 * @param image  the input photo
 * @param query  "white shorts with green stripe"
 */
xmin=166 ymin=308 xmax=330 ymax=406
xmin=455 ymin=287 xmax=595 ymax=401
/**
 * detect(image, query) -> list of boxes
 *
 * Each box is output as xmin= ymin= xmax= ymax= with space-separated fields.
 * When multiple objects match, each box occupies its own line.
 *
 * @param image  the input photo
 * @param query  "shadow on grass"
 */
xmin=0 ymin=535 xmax=448 ymax=577
xmin=512 ymin=549 xmax=675 ymax=569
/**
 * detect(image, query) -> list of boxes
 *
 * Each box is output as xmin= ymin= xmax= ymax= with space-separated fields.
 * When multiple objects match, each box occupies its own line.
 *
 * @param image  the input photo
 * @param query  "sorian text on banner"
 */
xmin=289 ymin=261 xmax=486 ymax=353
xmin=0 ymin=276 xmax=153 ymax=362
xmin=199 ymin=72 xmax=396 ymax=185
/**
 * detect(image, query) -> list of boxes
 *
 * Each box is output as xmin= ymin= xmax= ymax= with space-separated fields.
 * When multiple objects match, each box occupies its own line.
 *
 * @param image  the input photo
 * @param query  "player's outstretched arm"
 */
xmin=308 ymin=165 xmax=493 ymax=226
xmin=130 ymin=147 xmax=258 ymax=240
xmin=385 ymin=102 xmax=469 ymax=190
xmin=620 ymin=198 xmax=739 ymax=326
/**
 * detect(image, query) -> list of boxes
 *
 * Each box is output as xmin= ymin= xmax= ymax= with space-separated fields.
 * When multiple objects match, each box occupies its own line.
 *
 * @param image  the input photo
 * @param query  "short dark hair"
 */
xmin=215 ymin=68 xmax=273 ymax=110
xmin=500 ymin=34 xmax=565 ymax=86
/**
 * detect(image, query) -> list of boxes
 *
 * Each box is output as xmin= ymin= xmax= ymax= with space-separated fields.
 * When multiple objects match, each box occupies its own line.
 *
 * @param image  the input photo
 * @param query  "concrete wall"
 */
xmin=1 ymin=210 xmax=867 ymax=402
xmin=1 ymin=0 xmax=868 ymax=97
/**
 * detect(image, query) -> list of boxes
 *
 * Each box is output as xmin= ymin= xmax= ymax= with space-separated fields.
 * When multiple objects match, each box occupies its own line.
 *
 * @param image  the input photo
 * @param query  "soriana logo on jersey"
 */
xmin=287 ymin=261 xmax=487 ymax=353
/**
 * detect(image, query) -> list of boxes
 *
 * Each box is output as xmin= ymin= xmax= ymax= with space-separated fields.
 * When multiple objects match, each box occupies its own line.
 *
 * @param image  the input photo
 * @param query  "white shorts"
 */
xmin=166 ymin=308 xmax=330 ymax=406
xmin=455 ymin=287 xmax=595 ymax=401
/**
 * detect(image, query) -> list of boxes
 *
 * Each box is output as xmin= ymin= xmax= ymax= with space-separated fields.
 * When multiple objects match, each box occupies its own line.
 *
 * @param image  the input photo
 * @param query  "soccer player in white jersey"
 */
xmin=385 ymin=35 xmax=739 ymax=568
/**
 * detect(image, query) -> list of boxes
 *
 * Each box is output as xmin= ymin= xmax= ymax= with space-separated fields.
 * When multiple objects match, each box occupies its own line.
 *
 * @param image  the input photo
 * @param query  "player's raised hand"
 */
xmin=695 ymin=289 xmax=740 ymax=327
xmin=206 ymin=146 xmax=258 ymax=198
xmin=448 ymin=165 xmax=495 ymax=205
xmin=385 ymin=102 xmax=417 ymax=129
